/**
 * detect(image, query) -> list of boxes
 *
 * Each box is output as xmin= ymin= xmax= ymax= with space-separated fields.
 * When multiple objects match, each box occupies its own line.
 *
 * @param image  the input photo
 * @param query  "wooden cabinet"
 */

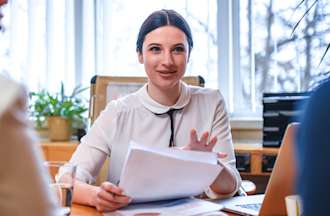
xmin=234 ymin=143 xmax=279 ymax=176
xmin=40 ymin=141 xmax=78 ymax=161
xmin=234 ymin=143 xmax=279 ymax=193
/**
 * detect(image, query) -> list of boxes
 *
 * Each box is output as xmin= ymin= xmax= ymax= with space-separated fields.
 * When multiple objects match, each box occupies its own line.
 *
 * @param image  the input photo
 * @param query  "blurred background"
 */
xmin=1 ymin=0 xmax=329 ymax=119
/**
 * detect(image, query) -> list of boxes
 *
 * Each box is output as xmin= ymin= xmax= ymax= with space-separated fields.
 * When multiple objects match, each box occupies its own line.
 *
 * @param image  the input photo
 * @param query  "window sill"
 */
xmin=230 ymin=117 xmax=263 ymax=130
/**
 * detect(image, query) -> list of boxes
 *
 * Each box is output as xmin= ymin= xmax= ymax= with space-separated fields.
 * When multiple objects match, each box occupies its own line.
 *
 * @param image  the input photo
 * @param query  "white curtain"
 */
xmin=1 ymin=0 xmax=96 ymax=93
xmin=1 ymin=0 xmax=217 ymax=94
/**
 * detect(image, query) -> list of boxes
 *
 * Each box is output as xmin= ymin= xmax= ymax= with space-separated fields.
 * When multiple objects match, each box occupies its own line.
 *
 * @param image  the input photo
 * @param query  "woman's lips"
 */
xmin=157 ymin=70 xmax=176 ymax=74
xmin=157 ymin=71 xmax=177 ymax=78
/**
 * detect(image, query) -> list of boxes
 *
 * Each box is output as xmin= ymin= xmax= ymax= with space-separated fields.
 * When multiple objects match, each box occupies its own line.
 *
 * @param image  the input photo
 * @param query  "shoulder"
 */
xmin=0 ymin=75 xmax=24 ymax=117
xmin=113 ymin=91 xmax=142 ymax=109
xmin=102 ymin=92 xmax=144 ymax=118
xmin=188 ymin=85 xmax=224 ymax=103
xmin=304 ymin=80 xmax=330 ymax=117
xmin=311 ymin=79 xmax=330 ymax=102
xmin=304 ymin=80 xmax=330 ymax=122
xmin=189 ymin=85 xmax=223 ymax=97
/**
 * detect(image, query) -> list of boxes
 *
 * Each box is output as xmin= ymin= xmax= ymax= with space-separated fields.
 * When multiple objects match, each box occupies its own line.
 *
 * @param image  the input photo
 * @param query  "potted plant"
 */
xmin=30 ymin=83 xmax=88 ymax=141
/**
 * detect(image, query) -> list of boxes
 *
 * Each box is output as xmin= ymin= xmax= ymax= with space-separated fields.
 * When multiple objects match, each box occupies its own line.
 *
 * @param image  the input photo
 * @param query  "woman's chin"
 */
xmin=154 ymin=78 xmax=180 ymax=90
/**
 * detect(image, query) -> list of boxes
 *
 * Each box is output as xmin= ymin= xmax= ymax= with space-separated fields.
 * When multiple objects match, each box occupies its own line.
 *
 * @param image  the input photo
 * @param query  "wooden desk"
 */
xmin=71 ymin=204 xmax=103 ymax=216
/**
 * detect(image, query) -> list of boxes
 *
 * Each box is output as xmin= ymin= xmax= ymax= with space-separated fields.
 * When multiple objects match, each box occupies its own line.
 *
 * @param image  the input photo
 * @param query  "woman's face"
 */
xmin=138 ymin=25 xmax=189 ymax=90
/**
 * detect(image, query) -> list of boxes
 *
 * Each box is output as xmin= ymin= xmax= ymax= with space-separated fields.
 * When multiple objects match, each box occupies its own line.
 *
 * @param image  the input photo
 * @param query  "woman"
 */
xmin=70 ymin=9 xmax=241 ymax=212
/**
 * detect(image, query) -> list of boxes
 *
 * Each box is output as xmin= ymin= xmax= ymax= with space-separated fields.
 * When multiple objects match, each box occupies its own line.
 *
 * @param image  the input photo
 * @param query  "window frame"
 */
xmin=217 ymin=0 xmax=262 ymax=128
xmin=217 ymin=0 xmax=262 ymax=120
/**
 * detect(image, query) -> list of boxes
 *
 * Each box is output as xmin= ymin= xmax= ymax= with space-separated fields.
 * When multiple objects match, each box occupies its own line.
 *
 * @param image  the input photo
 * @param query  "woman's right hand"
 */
xmin=93 ymin=181 xmax=132 ymax=212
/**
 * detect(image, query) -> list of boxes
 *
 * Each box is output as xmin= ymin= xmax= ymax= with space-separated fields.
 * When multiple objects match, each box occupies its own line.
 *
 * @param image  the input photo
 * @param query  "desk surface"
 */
xmin=70 ymin=203 xmax=237 ymax=216
xmin=71 ymin=204 xmax=102 ymax=216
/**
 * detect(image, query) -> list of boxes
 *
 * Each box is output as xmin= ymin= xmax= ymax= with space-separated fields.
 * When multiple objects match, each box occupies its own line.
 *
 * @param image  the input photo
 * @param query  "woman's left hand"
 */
xmin=181 ymin=129 xmax=227 ymax=158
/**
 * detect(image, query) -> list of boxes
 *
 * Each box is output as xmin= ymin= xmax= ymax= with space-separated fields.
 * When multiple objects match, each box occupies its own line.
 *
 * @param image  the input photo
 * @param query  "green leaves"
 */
xmin=29 ymin=84 xmax=89 ymax=129
xmin=292 ymin=0 xmax=329 ymax=66
xmin=291 ymin=0 xmax=319 ymax=37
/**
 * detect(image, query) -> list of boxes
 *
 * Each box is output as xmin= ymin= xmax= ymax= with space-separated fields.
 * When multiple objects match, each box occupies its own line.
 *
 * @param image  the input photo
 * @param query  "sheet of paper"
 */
xmin=105 ymin=198 xmax=225 ymax=216
xmin=119 ymin=141 xmax=223 ymax=203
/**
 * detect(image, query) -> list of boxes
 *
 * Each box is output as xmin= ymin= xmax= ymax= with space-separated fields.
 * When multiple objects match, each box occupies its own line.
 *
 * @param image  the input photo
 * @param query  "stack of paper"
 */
xmin=119 ymin=141 xmax=223 ymax=203
xmin=106 ymin=198 xmax=225 ymax=216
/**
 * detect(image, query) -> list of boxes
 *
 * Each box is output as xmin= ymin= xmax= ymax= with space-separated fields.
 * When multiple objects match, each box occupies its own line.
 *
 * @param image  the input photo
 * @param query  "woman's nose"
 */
xmin=161 ymin=51 xmax=174 ymax=66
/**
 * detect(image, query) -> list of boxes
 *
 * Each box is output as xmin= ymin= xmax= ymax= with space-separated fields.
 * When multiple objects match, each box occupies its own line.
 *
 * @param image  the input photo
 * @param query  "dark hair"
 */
xmin=136 ymin=9 xmax=193 ymax=54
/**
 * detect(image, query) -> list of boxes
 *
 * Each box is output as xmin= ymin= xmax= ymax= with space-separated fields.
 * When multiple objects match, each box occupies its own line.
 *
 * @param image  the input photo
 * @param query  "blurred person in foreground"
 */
xmin=0 ymin=0 xmax=59 ymax=215
xmin=296 ymin=78 xmax=330 ymax=215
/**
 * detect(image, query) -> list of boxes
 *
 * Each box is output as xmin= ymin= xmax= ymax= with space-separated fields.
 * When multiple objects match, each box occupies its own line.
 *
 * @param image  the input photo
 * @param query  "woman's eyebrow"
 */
xmin=170 ymin=43 xmax=187 ymax=49
xmin=146 ymin=43 xmax=161 ymax=47
xmin=145 ymin=42 xmax=186 ymax=49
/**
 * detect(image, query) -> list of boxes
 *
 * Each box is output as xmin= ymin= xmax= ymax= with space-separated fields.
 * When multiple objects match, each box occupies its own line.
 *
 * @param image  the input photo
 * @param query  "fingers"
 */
xmin=190 ymin=129 xmax=198 ymax=144
xmin=98 ymin=188 xmax=131 ymax=204
xmin=187 ymin=129 xmax=220 ymax=153
xmin=201 ymin=132 xmax=218 ymax=151
xmin=208 ymin=136 xmax=217 ymax=149
xmin=96 ymin=197 xmax=128 ymax=212
xmin=95 ymin=182 xmax=132 ymax=212
xmin=200 ymin=132 xmax=209 ymax=145
xmin=101 ymin=182 xmax=123 ymax=196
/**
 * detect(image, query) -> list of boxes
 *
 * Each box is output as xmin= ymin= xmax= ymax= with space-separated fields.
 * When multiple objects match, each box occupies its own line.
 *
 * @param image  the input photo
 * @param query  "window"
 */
xmin=1 ymin=0 xmax=329 ymax=118
xmin=95 ymin=0 xmax=218 ymax=87
xmin=0 ymin=0 xmax=95 ymax=93
xmin=231 ymin=0 xmax=330 ymax=116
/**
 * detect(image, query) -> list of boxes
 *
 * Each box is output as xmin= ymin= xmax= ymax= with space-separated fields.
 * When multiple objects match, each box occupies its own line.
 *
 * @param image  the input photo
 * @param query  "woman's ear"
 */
xmin=138 ymin=52 xmax=144 ymax=64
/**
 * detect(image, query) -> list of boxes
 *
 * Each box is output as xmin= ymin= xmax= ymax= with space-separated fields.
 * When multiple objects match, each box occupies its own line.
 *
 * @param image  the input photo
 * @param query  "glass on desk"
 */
xmin=44 ymin=161 xmax=77 ymax=216
xmin=285 ymin=195 xmax=303 ymax=216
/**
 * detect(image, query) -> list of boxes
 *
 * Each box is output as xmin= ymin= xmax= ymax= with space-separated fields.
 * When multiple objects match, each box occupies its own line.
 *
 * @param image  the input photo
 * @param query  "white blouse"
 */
xmin=70 ymin=82 xmax=241 ymax=198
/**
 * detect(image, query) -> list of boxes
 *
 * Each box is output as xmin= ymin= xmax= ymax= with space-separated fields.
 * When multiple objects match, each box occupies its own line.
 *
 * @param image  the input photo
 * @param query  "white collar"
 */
xmin=137 ymin=81 xmax=192 ymax=114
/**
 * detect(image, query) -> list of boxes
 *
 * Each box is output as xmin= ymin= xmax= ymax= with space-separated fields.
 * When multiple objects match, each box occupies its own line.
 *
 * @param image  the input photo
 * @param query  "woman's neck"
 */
xmin=147 ymin=82 xmax=181 ymax=106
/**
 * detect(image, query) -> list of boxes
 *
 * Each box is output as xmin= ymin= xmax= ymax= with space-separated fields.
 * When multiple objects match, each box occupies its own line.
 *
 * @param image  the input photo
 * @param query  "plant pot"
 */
xmin=35 ymin=128 xmax=49 ymax=140
xmin=48 ymin=116 xmax=71 ymax=141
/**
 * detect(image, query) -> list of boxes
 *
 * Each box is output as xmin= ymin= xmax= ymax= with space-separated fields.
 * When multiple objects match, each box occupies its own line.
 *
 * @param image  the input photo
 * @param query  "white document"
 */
xmin=118 ymin=141 xmax=223 ymax=203
xmin=105 ymin=198 xmax=225 ymax=216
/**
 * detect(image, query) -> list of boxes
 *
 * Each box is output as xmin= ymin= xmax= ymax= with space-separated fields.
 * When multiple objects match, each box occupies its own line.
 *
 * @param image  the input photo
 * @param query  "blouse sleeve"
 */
xmin=205 ymin=90 xmax=241 ymax=199
xmin=68 ymin=101 xmax=119 ymax=184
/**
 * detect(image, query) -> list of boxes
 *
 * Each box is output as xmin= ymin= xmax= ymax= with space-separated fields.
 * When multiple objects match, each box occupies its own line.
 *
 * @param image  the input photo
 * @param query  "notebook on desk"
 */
xmin=216 ymin=123 xmax=298 ymax=216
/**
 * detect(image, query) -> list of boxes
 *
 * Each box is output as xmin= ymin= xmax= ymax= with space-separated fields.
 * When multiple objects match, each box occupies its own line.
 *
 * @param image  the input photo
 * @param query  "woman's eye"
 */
xmin=149 ymin=47 xmax=161 ymax=53
xmin=173 ymin=46 xmax=185 ymax=53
